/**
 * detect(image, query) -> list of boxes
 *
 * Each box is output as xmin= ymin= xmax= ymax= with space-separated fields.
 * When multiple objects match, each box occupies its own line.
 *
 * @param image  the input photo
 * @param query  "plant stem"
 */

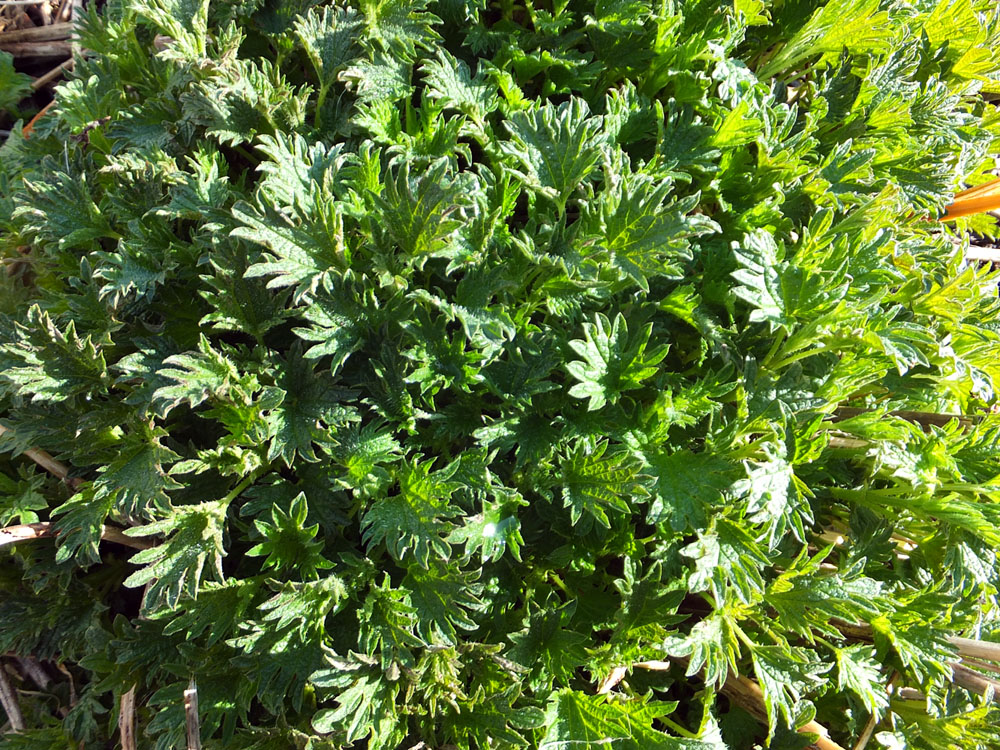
xmin=221 ymin=468 xmax=264 ymax=508
xmin=0 ymin=522 xmax=155 ymax=552
xmin=184 ymin=679 xmax=201 ymax=750
xmin=631 ymin=657 xmax=849 ymax=750
xmin=657 ymin=715 xmax=699 ymax=740
xmin=767 ymin=345 xmax=824 ymax=371
xmin=548 ymin=571 xmax=573 ymax=599
xmin=120 ymin=685 xmax=137 ymax=750
xmin=314 ymin=84 xmax=329 ymax=130
xmin=0 ymin=424 xmax=79 ymax=488
xmin=0 ymin=660 xmax=25 ymax=733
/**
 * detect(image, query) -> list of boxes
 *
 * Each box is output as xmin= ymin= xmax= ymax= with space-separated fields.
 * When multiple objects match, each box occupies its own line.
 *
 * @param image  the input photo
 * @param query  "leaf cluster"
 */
xmin=3 ymin=0 xmax=1000 ymax=748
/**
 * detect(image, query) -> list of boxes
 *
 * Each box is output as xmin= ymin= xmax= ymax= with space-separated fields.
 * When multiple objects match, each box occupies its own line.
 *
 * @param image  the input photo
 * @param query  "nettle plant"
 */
xmin=3 ymin=0 xmax=1000 ymax=748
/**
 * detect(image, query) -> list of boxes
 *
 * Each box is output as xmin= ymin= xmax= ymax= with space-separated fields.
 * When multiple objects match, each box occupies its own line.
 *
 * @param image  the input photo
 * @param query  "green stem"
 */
xmin=221 ymin=466 xmax=265 ymax=508
xmin=732 ymin=621 xmax=755 ymax=652
xmin=658 ymin=716 xmax=699 ymax=740
xmin=761 ymin=332 xmax=787 ymax=369
xmin=548 ymin=571 xmax=573 ymax=599
xmin=767 ymin=345 xmax=823 ymax=372
xmin=314 ymin=83 xmax=329 ymax=130
xmin=233 ymin=145 xmax=260 ymax=167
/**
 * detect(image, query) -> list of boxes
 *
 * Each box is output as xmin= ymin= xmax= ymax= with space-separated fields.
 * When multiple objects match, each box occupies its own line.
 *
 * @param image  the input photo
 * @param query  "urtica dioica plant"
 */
xmin=3 ymin=0 xmax=1000 ymax=748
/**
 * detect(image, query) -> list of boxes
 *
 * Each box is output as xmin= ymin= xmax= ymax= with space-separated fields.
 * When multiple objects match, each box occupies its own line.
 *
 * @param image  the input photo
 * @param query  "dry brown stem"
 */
xmin=602 ymin=659 xmax=847 ymax=750
xmin=961 ymin=656 xmax=1000 ymax=676
xmin=0 ymin=20 xmax=68 ymax=40
xmin=852 ymin=711 xmax=878 ymax=750
xmin=68 ymin=0 xmax=79 ymax=55
xmin=833 ymin=621 xmax=1000 ymax=702
xmin=717 ymin=667 xmax=847 ymax=750
xmin=0 ymin=521 xmax=154 ymax=552
xmin=826 ymin=436 xmax=869 ymax=450
xmin=14 ymin=657 xmax=49 ymax=690
xmin=119 ymin=685 xmax=137 ymax=750
xmin=853 ymin=673 xmax=898 ymax=750
xmin=0 ymin=661 xmax=25 ymax=733
xmin=595 ymin=665 xmax=628 ymax=695
xmin=184 ymin=681 xmax=201 ymax=750
xmin=833 ymin=407 xmax=973 ymax=430
xmin=834 ymin=621 xmax=1000 ymax=664
xmin=54 ymin=663 xmax=75 ymax=707
xmin=0 ymin=39 xmax=70 ymax=56
xmin=949 ymin=636 xmax=1000 ymax=663
xmin=0 ymin=424 xmax=79 ymax=488
xmin=6 ymin=11 xmax=34 ymax=30
xmin=966 ymin=246 xmax=1000 ymax=263
xmin=30 ymin=55 xmax=70 ymax=89
xmin=950 ymin=663 xmax=1000 ymax=699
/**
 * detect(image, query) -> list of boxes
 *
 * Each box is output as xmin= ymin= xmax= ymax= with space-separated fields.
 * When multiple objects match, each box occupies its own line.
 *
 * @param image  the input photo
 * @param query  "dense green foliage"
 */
xmin=4 ymin=0 xmax=1000 ymax=747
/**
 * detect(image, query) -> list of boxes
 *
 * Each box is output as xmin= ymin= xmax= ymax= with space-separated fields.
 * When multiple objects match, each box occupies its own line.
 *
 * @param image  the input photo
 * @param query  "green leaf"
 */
xmin=197 ymin=248 xmax=290 ymax=340
xmin=0 ymin=307 xmax=110 ymax=403
xmin=359 ymin=0 xmax=442 ymax=59
xmin=647 ymin=451 xmax=735 ymax=532
xmin=682 ymin=519 xmax=769 ymax=605
xmin=420 ymin=49 xmax=497 ymax=124
xmin=258 ymin=575 xmax=348 ymax=638
xmin=765 ymin=554 xmax=883 ymax=640
xmin=375 ymin=158 xmax=467 ymax=261
xmin=361 ymin=457 xmax=461 ymax=567
xmin=750 ymin=645 xmax=831 ymax=732
xmin=93 ymin=244 xmax=168 ymax=309
xmin=709 ymin=99 xmax=763 ymax=148
xmin=264 ymin=347 xmax=358 ymax=465
xmin=666 ymin=609 xmax=742 ymax=689
xmin=339 ymin=52 xmax=413 ymax=104
xmin=358 ymin=574 xmax=423 ymax=669
xmin=447 ymin=495 xmax=525 ymax=563
xmin=835 ymin=644 xmax=889 ymax=716
xmin=234 ymin=200 xmax=348 ymax=300
xmin=731 ymin=229 xmax=845 ymax=333
xmin=873 ymin=615 xmax=956 ymax=686
xmin=293 ymin=284 xmax=369 ymax=372
xmin=123 ymin=500 xmax=231 ymax=608
xmin=0 ymin=467 xmax=47 ymax=526
xmin=758 ymin=0 xmax=894 ymax=78
xmin=151 ymin=335 xmax=232 ymax=410
xmin=0 ymin=51 xmax=33 ymax=113
xmin=15 ymin=168 xmax=120 ymax=250
xmin=501 ymin=98 xmax=604 ymax=214
xmin=508 ymin=603 xmax=589 ymax=689
xmin=597 ymin=176 xmax=719 ymax=291
xmin=566 ymin=313 xmax=668 ymax=410
xmin=91 ymin=430 xmax=182 ymax=518
xmin=312 ymin=671 xmax=405 ymax=750
xmin=560 ymin=440 xmax=647 ymax=531
xmin=254 ymin=132 xmax=353 ymax=218
xmin=247 ymin=493 xmax=333 ymax=579
xmin=735 ymin=452 xmax=812 ymax=546
xmin=230 ymin=616 xmax=330 ymax=714
xmin=158 ymin=578 xmax=259 ymax=647
xmin=610 ymin=560 xmax=686 ymax=642
xmin=50 ymin=485 xmax=114 ymax=566
xmin=403 ymin=560 xmax=482 ymax=645
xmin=330 ymin=421 xmax=402 ymax=497
xmin=132 ymin=0 xmax=210 ymax=57
xmin=294 ymin=5 xmax=362 ymax=87
xmin=541 ymin=690 xmax=721 ymax=750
